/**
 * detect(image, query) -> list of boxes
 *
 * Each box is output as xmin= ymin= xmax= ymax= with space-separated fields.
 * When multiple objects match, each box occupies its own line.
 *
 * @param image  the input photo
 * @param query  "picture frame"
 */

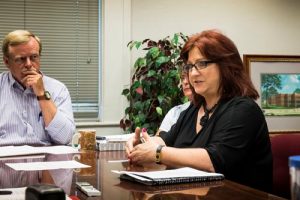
xmin=243 ymin=54 xmax=300 ymax=134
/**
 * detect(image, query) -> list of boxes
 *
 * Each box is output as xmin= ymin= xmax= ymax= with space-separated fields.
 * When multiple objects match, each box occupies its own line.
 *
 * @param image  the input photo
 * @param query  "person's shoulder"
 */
xmin=165 ymin=104 xmax=184 ymax=117
xmin=234 ymin=96 xmax=258 ymax=107
xmin=182 ymin=101 xmax=191 ymax=108
xmin=222 ymin=96 xmax=261 ymax=113
xmin=165 ymin=102 xmax=188 ymax=112
xmin=224 ymin=96 xmax=256 ymax=105
xmin=0 ymin=71 xmax=9 ymax=84
xmin=0 ymin=71 xmax=9 ymax=78
xmin=178 ymin=101 xmax=197 ymax=117
xmin=174 ymin=101 xmax=191 ymax=111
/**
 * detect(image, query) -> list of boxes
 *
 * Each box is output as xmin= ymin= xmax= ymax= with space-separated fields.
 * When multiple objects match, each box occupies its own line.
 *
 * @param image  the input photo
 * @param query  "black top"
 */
xmin=160 ymin=97 xmax=273 ymax=192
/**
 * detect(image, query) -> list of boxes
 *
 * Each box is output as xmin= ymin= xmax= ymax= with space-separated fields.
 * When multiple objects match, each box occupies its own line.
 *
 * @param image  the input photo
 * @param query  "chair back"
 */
xmin=270 ymin=133 xmax=300 ymax=199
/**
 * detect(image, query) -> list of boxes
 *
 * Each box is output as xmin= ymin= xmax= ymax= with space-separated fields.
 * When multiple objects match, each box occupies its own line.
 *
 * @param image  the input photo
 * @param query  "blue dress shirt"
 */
xmin=0 ymin=71 xmax=75 ymax=146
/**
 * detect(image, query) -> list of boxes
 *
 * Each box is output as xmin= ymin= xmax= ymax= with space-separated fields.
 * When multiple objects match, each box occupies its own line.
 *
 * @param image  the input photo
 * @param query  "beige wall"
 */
xmin=79 ymin=0 xmax=300 ymax=135
xmin=131 ymin=0 xmax=300 ymax=54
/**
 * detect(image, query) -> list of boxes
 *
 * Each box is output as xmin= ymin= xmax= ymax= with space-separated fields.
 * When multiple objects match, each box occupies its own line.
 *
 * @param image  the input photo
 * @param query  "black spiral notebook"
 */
xmin=112 ymin=167 xmax=224 ymax=186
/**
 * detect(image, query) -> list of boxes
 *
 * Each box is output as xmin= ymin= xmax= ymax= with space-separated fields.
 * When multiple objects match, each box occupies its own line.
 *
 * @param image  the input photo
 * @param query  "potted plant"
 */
xmin=120 ymin=33 xmax=188 ymax=135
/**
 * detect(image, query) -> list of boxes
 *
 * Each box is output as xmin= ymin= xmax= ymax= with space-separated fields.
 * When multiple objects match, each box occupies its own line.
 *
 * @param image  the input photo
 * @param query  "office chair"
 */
xmin=270 ymin=133 xmax=300 ymax=199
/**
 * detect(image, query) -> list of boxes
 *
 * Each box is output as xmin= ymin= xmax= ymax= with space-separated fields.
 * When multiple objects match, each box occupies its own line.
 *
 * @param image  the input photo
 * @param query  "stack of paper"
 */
xmin=6 ymin=160 xmax=90 ymax=171
xmin=96 ymin=134 xmax=133 ymax=151
xmin=112 ymin=167 xmax=224 ymax=186
xmin=0 ymin=146 xmax=90 ymax=171
xmin=0 ymin=145 xmax=79 ymax=160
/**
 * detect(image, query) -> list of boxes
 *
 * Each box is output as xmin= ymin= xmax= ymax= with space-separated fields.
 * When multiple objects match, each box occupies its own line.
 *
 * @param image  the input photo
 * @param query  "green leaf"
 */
xmin=125 ymin=107 xmax=131 ymax=115
xmin=170 ymin=49 xmax=180 ymax=59
xmin=131 ymin=81 xmax=141 ymax=90
xmin=157 ymin=95 xmax=164 ymax=104
xmin=155 ymin=56 xmax=170 ymax=66
xmin=133 ymin=116 xmax=140 ymax=125
xmin=144 ymin=99 xmax=152 ymax=109
xmin=147 ymin=70 xmax=156 ymax=77
xmin=121 ymin=88 xmax=130 ymax=95
xmin=133 ymin=101 xmax=143 ymax=111
xmin=169 ymin=69 xmax=179 ymax=77
xmin=134 ymin=58 xmax=146 ymax=68
xmin=128 ymin=41 xmax=142 ymax=50
xmin=134 ymin=41 xmax=142 ymax=49
xmin=137 ymin=113 xmax=146 ymax=123
xmin=148 ymin=47 xmax=160 ymax=59
xmin=128 ymin=40 xmax=135 ymax=50
xmin=156 ymin=107 xmax=163 ymax=116
xmin=171 ymin=33 xmax=179 ymax=45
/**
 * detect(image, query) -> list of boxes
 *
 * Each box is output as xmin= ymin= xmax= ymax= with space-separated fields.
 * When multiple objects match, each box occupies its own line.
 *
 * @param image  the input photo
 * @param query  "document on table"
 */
xmin=34 ymin=145 xmax=79 ymax=155
xmin=0 ymin=187 xmax=72 ymax=200
xmin=104 ymin=133 xmax=134 ymax=142
xmin=112 ymin=167 xmax=224 ymax=186
xmin=0 ymin=145 xmax=79 ymax=158
xmin=0 ymin=187 xmax=25 ymax=200
xmin=5 ymin=160 xmax=90 ymax=171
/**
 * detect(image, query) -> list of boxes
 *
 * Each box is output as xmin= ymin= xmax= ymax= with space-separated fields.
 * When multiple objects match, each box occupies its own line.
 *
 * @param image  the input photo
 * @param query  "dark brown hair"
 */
xmin=180 ymin=30 xmax=258 ymax=106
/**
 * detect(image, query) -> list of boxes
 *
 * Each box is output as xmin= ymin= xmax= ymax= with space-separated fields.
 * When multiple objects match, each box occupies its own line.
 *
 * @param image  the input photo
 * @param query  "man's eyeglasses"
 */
xmin=183 ymin=60 xmax=215 ymax=72
xmin=10 ymin=54 xmax=40 ymax=65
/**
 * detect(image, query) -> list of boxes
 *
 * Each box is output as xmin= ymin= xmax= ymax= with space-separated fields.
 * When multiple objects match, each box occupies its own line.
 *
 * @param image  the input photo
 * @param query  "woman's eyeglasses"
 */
xmin=183 ymin=60 xmax=215 ymax=72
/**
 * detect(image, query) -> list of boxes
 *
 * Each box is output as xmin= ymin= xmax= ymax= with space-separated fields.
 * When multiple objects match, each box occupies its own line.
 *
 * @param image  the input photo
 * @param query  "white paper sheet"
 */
xmin=112 ymin=167 xmax=224 ymax=185
xmin=0 ymin=145 xmax=79 ymax=158
xmin=0 ymin=154 xmax=45 ymax=161
xmin=6 ymin=160 xmax=90 ymax=171
xmin=104 ymin=133 xmax=134 ymax=142
xmin=35 ymin=145 xmax=80 ymax=155
xmin=0 ymin=187 xmax=71 ymax=200
xmin=0 ymin=187 xmax=25 ymax=200
xmin=108 ymin=159 xmax=129 ymax=163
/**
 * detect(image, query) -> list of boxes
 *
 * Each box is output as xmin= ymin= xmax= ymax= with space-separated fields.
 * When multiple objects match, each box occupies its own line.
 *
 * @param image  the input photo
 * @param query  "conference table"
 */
xmin=0 ymin=150 xmax=286 ymax=200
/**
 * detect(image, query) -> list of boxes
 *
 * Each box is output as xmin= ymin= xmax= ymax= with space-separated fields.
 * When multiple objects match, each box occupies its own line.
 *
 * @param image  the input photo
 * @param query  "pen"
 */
xmin=0 ymin=190 xmax=12 ymax=195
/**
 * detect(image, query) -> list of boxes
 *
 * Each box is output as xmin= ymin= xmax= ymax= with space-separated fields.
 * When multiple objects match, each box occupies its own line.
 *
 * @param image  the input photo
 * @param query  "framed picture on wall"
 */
xmin=243 ymin=54 xmax=300 ymax=134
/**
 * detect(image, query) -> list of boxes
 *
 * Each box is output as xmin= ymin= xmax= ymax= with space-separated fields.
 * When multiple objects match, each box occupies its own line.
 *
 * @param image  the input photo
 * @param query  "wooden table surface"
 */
xmin=70 ymin=150 xmax=286 ymax=200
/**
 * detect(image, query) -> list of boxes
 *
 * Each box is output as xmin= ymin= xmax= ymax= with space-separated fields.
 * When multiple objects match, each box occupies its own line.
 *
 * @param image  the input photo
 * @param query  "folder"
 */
xmin=112 ymin=167 xmax=224 ymax=186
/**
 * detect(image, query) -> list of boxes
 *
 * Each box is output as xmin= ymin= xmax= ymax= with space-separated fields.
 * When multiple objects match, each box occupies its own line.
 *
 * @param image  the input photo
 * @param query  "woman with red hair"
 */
xmin=126 ymin=30 xmax=272 ymax=193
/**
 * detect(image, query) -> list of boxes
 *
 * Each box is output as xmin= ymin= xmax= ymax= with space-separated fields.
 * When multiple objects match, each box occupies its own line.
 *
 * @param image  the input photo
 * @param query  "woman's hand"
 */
xmin=125 ymin=127 xmax=143 ymax=158
xmin=125 ymin=127 xmax=158 ymax=165
xmin=127 ymin=129 xmax=159 ymax=165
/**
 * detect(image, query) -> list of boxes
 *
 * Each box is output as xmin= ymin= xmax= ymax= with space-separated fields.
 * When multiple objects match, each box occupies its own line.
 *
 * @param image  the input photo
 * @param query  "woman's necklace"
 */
xmin=200 ymin=103 xmax=218 ymax=127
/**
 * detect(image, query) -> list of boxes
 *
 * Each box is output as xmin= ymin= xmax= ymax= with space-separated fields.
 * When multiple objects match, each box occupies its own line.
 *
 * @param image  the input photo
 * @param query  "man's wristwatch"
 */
xmin=37 ymin=91 xmax=51 ymax=100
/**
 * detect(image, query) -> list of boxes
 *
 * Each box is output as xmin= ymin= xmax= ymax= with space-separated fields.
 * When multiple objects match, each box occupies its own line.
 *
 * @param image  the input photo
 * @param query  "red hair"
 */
xmin=180 ymin=30 xmax=258 ymax=106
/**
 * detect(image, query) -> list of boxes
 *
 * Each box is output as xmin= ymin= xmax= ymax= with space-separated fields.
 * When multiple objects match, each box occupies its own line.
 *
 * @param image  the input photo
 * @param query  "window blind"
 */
xmin=0 ymin=0 xmax=100 ymax=119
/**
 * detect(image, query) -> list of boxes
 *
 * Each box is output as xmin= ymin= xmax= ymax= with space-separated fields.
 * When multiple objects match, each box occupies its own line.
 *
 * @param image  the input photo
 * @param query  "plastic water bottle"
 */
xmin=289 ymin=155 xmax=300 ymax=200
